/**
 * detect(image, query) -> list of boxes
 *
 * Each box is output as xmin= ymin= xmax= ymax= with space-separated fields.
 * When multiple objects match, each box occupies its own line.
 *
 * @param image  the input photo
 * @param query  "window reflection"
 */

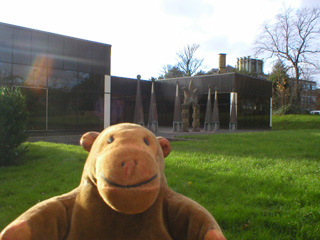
xmin=63 ymin=38 xmax=78 ymax=71
xmin=48 ymin=69 xmax=77 ymax=90
xmin=77 ymin=91 xmax=104 ymax=130
xmin=20 ymin=87 xmax=47 ymax=130
xmin=48 ymin=35 xmax=63 ymax=69
xmin=78 ymin=40 xmax=92 ymax=73
xmin=0 ymin=25 xmax=13 ymax=62
xmin=13 ymin=28 xmax=31 ymax=65
xmin=31 ymin=31 xmax=48 ymax=67
xmin=0 ymin=23 xmax=111 ymax=131
xmin=12 ymin=64 xmax=47 ymax=87
xmin=0 ymin=62 xmax=12 ymax=86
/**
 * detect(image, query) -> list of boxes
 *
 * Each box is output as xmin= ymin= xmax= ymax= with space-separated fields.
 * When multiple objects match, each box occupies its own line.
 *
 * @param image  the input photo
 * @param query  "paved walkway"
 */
xmin=27 ymin=127 xmax=269 ymax=146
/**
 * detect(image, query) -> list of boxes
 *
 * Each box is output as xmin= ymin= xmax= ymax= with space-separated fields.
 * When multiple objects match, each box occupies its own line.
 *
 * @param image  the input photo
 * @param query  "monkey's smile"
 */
xmin=101 ymin=174 xmax=158 ymax=189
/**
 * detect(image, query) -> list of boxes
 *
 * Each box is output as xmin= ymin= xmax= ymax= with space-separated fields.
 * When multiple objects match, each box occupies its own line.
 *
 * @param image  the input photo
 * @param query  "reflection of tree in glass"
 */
xmin=72 ymin=73 xmax=104 ymax=124
xmin=0 ymin=69 xmax=23 ymax=87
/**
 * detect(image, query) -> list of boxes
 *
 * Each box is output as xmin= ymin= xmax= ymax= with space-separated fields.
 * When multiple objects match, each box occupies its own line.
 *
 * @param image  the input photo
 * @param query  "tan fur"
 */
xmin=0 ymin=123 xmax=226 ymax=240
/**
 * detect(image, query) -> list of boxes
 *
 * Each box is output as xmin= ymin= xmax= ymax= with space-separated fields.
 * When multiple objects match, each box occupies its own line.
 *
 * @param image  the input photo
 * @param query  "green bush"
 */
xmin=273 ymin=104 xmax=303 ymax=115
xmin=0 ymin=87 xmax=29 ymax=166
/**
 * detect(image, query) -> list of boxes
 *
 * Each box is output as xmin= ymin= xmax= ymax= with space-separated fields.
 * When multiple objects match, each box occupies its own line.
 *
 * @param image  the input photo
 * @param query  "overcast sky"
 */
xmin=0 ymin=0 xmax=319 ymax=82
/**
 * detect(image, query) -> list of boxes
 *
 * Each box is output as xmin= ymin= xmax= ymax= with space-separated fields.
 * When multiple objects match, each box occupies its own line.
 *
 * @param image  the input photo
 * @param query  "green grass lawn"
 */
xmin=1 ymin=129 xmax=320 ymax=239
xmin=272 ymin=114 xmax=320 ymax=130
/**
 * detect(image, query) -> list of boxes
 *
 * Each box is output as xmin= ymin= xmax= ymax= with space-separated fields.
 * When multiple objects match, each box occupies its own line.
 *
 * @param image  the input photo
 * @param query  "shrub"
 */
xmin=273 ymin=104 xmax=303 ymax=115
xmin=0 ymin=87 xmax=29 ymax=166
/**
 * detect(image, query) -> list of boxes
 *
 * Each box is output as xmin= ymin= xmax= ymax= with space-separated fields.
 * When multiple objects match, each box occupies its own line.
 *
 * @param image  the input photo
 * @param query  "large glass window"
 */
xmin=77 ymin=72 xmax=104 ymax=93
xmin=0 ymin=23 xmax=111 ymax=132
xmin=12 ymin=64 xmax=47 ymax=88
xmin=78 ymin=40 xmax=92 ymax=73
xmin=91 ymin=43 xmax=108 ymax=74
xmin=48 ymin=35 xmax=63 ymax=69
xmin=77 ymin=91 xmax=104 ymax=130
xmin=12 ymin=64 xmax=31 ymax=86
xmin=48 ymin=69 xmax=77 ymax=90
xmin=31 ymin=31 xmax=48 ymax=67
xmin=63 ymin=38 xmax=78 ymax=71
xmin=48 ymin=70 xmax=78 ymax=130
xmin=0 ymin=62 xmax=13 ymax=85
xmin=237 ymin=94 xmax=270 ymax=129
xmin=20 ymin=87 xmax=47 ymax=131
xmin=31 ymin=67 xmax=47 ymax=88
xmin=13 ymin=28 xmax=31 ymax=65
xmin=0 ymin=25 xmax=13 ymax=62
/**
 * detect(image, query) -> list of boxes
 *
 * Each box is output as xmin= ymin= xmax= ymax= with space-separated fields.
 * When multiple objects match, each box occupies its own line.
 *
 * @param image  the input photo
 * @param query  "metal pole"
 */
xmin=270 ymin=98 xmax=272 ymax=128
xmin=46 ymin=88 xmax=48 ymax=131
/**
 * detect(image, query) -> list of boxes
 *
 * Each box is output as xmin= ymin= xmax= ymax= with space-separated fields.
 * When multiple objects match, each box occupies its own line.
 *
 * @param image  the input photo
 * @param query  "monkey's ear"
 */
xmin=157 ymin=137 xmax=171 ymax=158
xmin=80 ymin=132 xmax=100 ymax=152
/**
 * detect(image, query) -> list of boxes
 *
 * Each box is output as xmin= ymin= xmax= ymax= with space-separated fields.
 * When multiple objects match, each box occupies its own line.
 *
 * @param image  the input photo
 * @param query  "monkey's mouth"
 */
xmin=101 ymin=173 xmax=158 ymax=189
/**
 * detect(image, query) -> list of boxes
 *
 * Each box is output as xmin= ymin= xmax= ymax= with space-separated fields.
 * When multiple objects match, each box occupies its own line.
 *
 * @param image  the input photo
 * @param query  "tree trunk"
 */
xmin=290 ymin=65 xmax=301 ymax=106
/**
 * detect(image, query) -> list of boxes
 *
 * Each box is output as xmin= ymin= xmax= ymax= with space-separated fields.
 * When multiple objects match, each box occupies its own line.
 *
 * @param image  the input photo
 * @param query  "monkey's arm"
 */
xmin=165 ymin=189 xmax=226 ymax=240
xmin=0 ymin=189 xmax=78 ymax=240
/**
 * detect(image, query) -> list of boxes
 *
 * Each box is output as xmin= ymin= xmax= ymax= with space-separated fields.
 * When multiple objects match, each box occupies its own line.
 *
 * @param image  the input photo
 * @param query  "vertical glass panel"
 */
xmin=0 ymin=62 xmax=13 ymax=86
xmin=216 ymin=93 xmax=230 ymax=128
xmin=77 ymin=91 xmax=104 ymax=130
xmin=48 ymin=35 xmax=63 ymax=69
xmin=31 ymin=67 xmax=47 ymax=88
xmin=91 ymin=43 xmax=108 ymax=74
xmin=76 ymin=72 xmax=104 ymax=130
xmin=111 ymin=94 xmax=125 ymax=124
xmin=77 ymin=72 xmax=92 ymax=90
xmin=63 ymin=38 xmax=78 ymax=71
xmin=48 ymin=70 xmax=78 ymax=130
xmin=78 ymin=40 xmax=92 ymax=73
xmin=125 ymin=96 xmax=135 ymax=123
xmin=77 ymin=72 xmax=103 ymax=93
xmin=13 ymin=28 xmax=31 ymax=64
xmin=48 ymin=69 xmax=77 ymax=90
xmin=20 ymin=87 xmax=47 ymax=130
xmin=12 ymin=64 xmax=31 ymax=86
xmin=0 ymin=25 xmax=13 ymax=62
xmin=237 ymin=94 xmax=270 ymax=129
xmin=12 ymin=64 xmax=47 ymax=88
xmin=31 ymin=31 xmax=48 ymax=67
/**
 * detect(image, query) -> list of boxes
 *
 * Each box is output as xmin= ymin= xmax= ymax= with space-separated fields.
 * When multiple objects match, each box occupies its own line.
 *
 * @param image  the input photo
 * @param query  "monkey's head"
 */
xmin=80 ymin=123 xmax=170 ymax=215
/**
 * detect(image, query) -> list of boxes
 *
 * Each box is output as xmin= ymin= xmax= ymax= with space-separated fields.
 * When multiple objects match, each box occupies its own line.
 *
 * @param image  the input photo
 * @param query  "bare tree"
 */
xmin=176 ymin=44 xmax=204 ymax=77
xmin=254 ymin=6 xmax=320 ymax=105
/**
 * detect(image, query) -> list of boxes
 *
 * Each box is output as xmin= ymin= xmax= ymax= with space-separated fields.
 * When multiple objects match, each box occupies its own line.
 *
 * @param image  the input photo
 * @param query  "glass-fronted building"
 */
xmin=0 ymin=22 xmax=111 ymax=132
xmin=111 ymin=74 xmax=272 ymax=129
xmin=0 ymin=22 xmax=272 ymax=132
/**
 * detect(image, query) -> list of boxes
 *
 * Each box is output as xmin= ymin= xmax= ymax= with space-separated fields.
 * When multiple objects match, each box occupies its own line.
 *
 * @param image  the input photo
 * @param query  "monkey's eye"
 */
xmin=108 ymin=136 xmax=114 ymax=144
xmin=143 ymin=138 xmax=149 ymax=146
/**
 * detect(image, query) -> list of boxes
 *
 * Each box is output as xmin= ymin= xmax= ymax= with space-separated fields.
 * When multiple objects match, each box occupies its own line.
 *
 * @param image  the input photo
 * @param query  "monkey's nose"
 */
xmin=121 ymin=160 xmax=138 ymax=182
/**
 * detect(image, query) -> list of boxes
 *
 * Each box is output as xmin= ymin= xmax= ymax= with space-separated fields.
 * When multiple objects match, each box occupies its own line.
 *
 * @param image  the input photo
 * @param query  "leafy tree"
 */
xmin=160 ymin=64 xmax=184 ymax=79
xmin=254 ymin=6 xmax=320 ymax=106
xmin=268 ymin=60 xmax=290 ymax=111
xmin=0 ymin=87 xmax=29 ymax=166
xmin=176 ymin=43 xmax=204 ymax=76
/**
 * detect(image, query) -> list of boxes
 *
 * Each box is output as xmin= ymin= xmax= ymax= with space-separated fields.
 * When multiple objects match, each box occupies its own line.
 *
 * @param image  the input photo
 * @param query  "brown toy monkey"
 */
xmin=1 ymin=123 xmax=226 ymax=240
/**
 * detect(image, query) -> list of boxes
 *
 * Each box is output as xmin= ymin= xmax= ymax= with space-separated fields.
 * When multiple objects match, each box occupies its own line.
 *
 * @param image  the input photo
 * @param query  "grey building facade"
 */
xmin=0 ymin=22 xmax=272 ymax=132
xmin=0 ymin=22 xmax=111 ymax=131
xmin=111 ymin=74 xmax=272 ymax=129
